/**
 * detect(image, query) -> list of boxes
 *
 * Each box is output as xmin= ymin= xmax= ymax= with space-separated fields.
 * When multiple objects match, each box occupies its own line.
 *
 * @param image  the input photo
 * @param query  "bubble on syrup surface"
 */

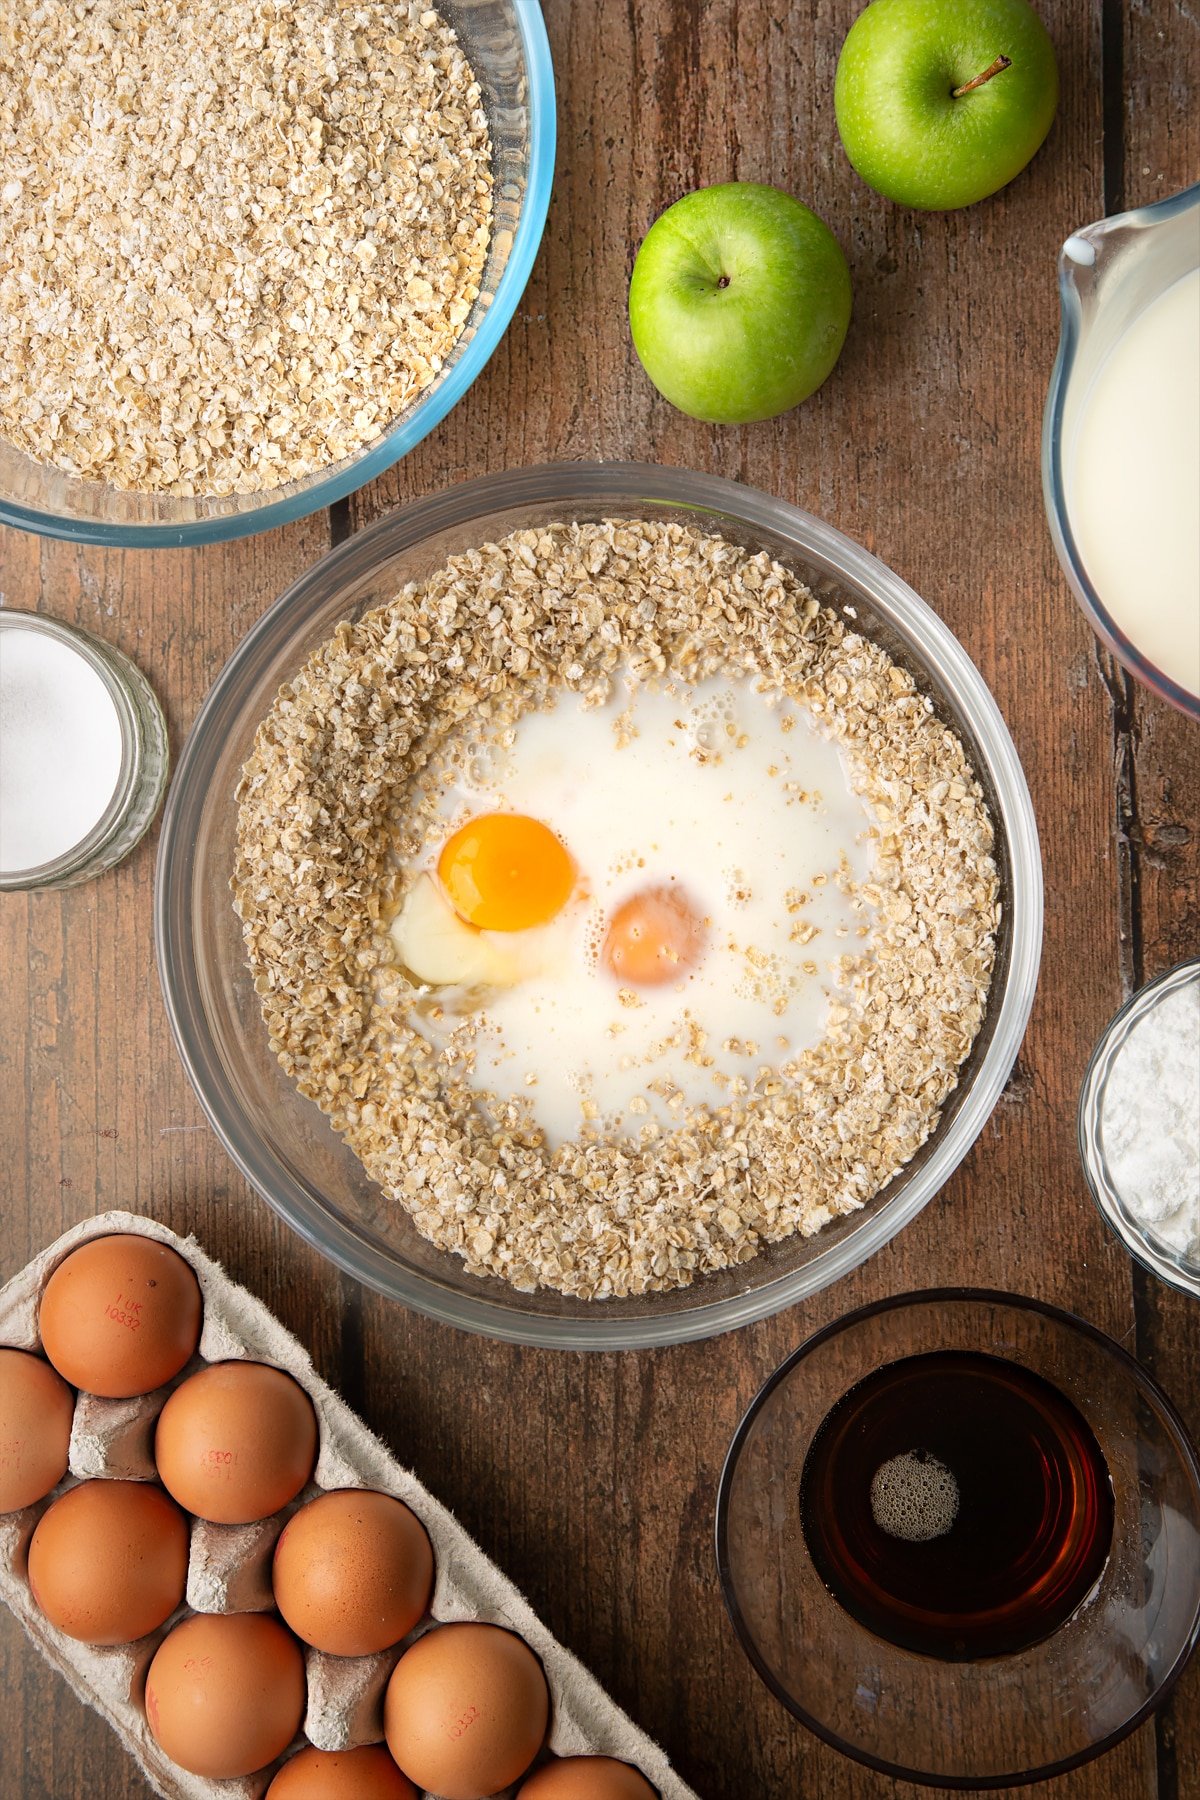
xmin=870 ymin=1449 xmax=959 ymax=1544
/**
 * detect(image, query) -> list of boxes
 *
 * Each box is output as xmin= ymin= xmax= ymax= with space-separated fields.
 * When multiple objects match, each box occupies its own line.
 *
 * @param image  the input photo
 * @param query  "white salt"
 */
xmin=1100 ymin=981 xmax=1200 ymax=1262
xmin=0 ymin=621 xmax=124 ymax=874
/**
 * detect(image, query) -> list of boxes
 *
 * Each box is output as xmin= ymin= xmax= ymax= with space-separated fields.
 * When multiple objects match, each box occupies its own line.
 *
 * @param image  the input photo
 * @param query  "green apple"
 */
xmin=835 ymin=0 xmax=1059 ymax=211
xmin=628 ymin=183 xmax=852 ymax=424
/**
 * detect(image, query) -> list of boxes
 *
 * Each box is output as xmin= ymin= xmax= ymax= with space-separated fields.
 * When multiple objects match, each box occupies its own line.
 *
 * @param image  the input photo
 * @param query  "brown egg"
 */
xmin=385 ymin=1622 xmax=549 ymax=1800
xmin=265 ymin=1744 xmax=417 ymax=1799
xmin=145 ymin=1611 xmax=305 ymax=1779
xmin=27 ymin=1478 xmax=188 ymax=1645
xmin=39 ymin=1234 xmax=202 ymax=1399
xmin=518 ymin=1755 xmax=659 ymax=1799
xmin=155 ymin=1361 xmax=318 ymax=1524
xmin=0 ymin=1348 xmax=74 ymax=1512
xmin=273 ymin=1488 xmax=434 ymax=1656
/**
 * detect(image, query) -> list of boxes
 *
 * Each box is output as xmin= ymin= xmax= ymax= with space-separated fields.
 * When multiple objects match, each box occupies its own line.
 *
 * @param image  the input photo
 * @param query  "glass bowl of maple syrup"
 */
xmin=716 ymin=1290 xmax=1200 ymax=1788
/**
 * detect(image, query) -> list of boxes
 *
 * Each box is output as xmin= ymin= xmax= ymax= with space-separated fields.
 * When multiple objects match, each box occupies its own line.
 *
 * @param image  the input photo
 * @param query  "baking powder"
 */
xmin=1100 ymin=980 xmax=1200 ymax=1261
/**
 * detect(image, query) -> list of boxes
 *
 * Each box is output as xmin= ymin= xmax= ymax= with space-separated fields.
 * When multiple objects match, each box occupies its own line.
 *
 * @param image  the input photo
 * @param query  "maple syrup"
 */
xmin=799 ymin=1351 xmax=1114 ymax=1659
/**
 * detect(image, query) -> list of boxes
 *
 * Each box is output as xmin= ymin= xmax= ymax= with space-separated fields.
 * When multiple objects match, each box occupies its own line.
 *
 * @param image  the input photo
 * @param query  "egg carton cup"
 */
xmin=0 ymin=1211 xmax=699 ymax=1800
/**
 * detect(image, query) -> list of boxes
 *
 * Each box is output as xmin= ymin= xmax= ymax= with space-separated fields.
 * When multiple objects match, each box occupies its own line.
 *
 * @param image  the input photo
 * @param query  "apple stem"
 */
xmin=952 ymin=54 xmax=1012 ymax=97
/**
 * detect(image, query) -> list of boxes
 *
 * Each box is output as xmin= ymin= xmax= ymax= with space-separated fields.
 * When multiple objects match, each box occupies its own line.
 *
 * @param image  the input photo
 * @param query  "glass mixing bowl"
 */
xmin=0 ymin=1 xmax=554 ymax=548
xmin=716 ymin=1290 xmax=1200 ymax=1789
xmin=155 ymin=463 xmax=1043 ymax=1348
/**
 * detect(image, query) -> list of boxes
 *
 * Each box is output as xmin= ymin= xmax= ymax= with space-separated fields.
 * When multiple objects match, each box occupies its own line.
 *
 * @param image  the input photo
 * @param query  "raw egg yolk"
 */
xmin=438 ymin=812 xmax=575 ymax=932
xmin=602 ymin=885 xmax=707 ymax=985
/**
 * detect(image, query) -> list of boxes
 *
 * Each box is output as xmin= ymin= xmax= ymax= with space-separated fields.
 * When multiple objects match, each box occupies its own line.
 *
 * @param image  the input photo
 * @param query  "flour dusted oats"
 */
xmin=0 ymin=1 xmax=492 ymax=494
xmin=233 ymin=521 xmax=1000 ymax=1299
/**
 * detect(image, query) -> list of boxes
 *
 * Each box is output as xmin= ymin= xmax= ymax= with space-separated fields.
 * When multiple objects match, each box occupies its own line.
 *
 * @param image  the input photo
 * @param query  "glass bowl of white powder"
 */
xmin=1079 ymin=959 xmax=1200 ymax=1298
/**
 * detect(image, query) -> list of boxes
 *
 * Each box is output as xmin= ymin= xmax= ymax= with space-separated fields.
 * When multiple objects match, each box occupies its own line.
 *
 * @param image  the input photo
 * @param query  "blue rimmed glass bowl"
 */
xmin=0 ymin=1 xmax=555 ymax=548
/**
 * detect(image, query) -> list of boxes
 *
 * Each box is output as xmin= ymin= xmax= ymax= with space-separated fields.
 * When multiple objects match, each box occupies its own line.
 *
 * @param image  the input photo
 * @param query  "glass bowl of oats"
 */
xmin=0 ymin=1 xmax=554 ymax=546
xmin=155 ymin=463 xmax=1043 ymax=1348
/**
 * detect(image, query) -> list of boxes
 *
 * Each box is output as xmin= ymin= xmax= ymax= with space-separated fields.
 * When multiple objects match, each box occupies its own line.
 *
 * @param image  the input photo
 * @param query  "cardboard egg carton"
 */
xmin=0 ymin=1212 xmax=699 ymax=1800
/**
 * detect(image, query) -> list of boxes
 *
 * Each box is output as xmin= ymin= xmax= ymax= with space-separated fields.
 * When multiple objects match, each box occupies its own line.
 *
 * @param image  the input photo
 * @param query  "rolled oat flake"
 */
xmin=0 ymin=613 xmax=167 ymax=887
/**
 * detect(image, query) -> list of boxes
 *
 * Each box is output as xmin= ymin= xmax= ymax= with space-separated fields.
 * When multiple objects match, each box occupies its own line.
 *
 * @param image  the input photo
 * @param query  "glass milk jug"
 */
xmin=1043 ymin=182 xmax=1200 ymax=719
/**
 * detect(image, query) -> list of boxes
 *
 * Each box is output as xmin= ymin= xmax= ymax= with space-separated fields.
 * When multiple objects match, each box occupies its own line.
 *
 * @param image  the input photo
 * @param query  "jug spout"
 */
xmin=1043 ymin=182 xmax=1200 ymax=719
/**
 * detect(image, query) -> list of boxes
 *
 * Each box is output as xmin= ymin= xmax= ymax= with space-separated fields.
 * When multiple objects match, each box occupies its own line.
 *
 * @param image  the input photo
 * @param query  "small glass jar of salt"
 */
xmin=1079 ymin=959 xmax=1200 ymax=1297
xmin=0 ymin=612 xmax=168 ymax=891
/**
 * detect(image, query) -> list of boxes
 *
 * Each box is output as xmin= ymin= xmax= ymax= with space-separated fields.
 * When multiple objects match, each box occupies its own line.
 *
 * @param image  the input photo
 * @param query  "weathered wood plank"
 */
xmin=355 ymin=2 xmax=1165 ymax=1796
xmin=1118 ymin=5 xmax=1200 ymax=1796
xmin=1 ymin=522 xmax=333 ymax=1800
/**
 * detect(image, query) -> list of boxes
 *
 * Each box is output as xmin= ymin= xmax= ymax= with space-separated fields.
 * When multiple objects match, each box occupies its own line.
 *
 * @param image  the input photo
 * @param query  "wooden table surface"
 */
xmin=1 ymin=3 xmax=1197 ymax=1796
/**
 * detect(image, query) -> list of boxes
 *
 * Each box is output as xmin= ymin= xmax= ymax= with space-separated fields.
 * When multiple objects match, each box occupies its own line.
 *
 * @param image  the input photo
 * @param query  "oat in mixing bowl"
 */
xmin=233 ymin=521 xmax=999 ymax=1298
xmin=0 ymin=1 xmax=492 ymax=495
